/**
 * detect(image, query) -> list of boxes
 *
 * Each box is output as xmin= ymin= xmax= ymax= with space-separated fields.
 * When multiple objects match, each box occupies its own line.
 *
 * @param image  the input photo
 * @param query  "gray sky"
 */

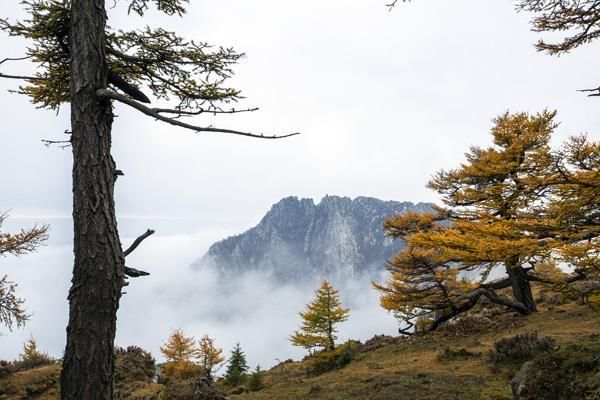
xmin=0 ymin=0 xmax=599 ymax=366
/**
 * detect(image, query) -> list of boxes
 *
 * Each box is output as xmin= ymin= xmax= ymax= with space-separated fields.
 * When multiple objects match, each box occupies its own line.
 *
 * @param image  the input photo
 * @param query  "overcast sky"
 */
xmin=0 ymin=0 xmax=599 ymax=366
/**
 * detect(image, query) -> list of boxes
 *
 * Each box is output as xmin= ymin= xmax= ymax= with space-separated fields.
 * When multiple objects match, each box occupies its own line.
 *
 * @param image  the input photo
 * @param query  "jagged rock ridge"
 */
xmin=197 ymin=195 xmax=432 ymax=282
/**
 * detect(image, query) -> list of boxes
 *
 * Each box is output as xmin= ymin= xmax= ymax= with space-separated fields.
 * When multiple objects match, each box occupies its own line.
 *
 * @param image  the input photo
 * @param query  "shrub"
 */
xmin=437 ymin=347 xmax=481 ymax=362
xmin=521 ymin=340 xmax=600 ymax=399
xmin=0 ymin=360 xmax=12 ymax=378
xmin=360 ymin=335 xmax=398 ymax=352
xmin=489 ymin=332 xmax=556 ymax=365
xmin=160 ymin=377 xmax=230 ymax=400
xmin=114 ymin=346 xmax=157 ymax=400
xmin=159 ymin=379 xmax=198 ymax=400
xmin=335 ymin=347 xmax=354 ymax=369
xmin=306 ymin=341 xmax=357 ymax=375
xmin=440 ymin=315 xmax=495 ymax=336
xmin=115 ymin=346 xmax=156 ymax=383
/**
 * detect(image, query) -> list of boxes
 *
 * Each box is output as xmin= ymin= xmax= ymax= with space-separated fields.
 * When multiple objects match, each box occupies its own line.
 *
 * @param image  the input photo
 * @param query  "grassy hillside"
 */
xmin=0 ymin=364 xmax=60 ymax=400
xmin=232 ymin=303 xmax=600 ymax=400
xmin=0 ymin=302 xmax=598 ymax=399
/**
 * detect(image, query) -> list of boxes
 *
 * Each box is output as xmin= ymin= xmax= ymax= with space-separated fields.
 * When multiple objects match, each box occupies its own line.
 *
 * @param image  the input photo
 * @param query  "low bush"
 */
xmin=0 ymin=360 xmax=12 ymax=378
xmin=489 ymin=332 xmax=556 ymax=365
xmin=437 ymin=347 xmax=481 ymax=362
xmin=159 ymin=379 xmax=199 ymax=400
xmin=521 ymin=339 xmax=600 ymax=399
xmin=306 ymin=341 xmax=358 ymax=375
xmin=360 ymin=335 xmax=398 ymax=352
xmin=115 ymin=346 xmax=156 ymax=383
xmin=114 ymin=346 xmax=157 ymax=400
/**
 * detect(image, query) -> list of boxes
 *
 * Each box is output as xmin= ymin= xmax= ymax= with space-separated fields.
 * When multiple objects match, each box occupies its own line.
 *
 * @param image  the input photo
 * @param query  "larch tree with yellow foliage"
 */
xmin=0 ymin=212 xmax=48 ymax=331
xmin=374 ymin=111 xmax=599 ymax=333
xmin=539 ymin=136 xmax=600 ymax=304
xmin=291 ymin=280 xmax=349 ymax=352
xmin=160 ymin=329 xmax=202 ymax=382
xmin=197 ymin=335 xmax=225 ymax=383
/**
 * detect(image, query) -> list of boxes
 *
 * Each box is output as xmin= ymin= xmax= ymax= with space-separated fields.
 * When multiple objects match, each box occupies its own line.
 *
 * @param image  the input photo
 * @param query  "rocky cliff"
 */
xmin=197 ymin=196 xmax=432 ymax=282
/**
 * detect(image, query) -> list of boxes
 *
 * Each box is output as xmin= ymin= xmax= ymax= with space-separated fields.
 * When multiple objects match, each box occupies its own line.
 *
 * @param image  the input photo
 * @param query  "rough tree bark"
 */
xmin=60 ymin=0 xmax=123 ymax=399
xmin=505 ymin=257 xmax=537 ymax=314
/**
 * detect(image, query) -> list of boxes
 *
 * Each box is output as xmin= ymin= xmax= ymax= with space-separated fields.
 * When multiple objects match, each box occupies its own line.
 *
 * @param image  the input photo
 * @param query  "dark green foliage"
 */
xmin=521 ymin=338 xmax=600 ymax=400
xmin=0 ymin=0 xmax=243 ymax=110
xmin=224 ymin=343 xmax=249 ymax=387
xmin=437 ymin=347 xmax=481 ymax=362
xmin=247 ymin=365 xmax=264 ymax=392
xmin=490 ymin=332 xmax=556 ymax=365
xmin=335 ymin=346 xmax=355 ymax=369
xmin=127 ymin=0 xmax=188 ymax=16
xmin=0 ymin=360 xmax=11 ymax=378
xmin=114 ymin=346 xmax=156 ymax=399
xmin=306 ymin=342 xmax=357 ymax=375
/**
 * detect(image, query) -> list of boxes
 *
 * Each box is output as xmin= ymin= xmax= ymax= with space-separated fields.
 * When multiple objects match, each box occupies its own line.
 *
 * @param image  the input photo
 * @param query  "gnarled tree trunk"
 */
xmin=505 ymin=259 xmax=537 ymax=314
xmin=60 ymin=0 xmax=123 ymax=399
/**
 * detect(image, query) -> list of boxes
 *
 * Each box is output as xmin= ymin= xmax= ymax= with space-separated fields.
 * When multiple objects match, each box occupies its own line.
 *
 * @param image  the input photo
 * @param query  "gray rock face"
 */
xmin=197 ymin=196 xmax=432 ymax=282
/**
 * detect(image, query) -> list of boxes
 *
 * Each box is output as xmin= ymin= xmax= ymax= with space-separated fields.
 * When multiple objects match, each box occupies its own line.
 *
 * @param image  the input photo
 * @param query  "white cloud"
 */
xmin=0 ymin=227 xmax=398 ymax=370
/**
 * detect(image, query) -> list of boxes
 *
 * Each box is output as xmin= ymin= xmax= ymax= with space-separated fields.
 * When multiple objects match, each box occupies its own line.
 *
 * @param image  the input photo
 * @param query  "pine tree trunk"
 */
xmin=327 ymin=319 xmax=335 ymax=351
xmin=60 ymin=1 xmax=123 ymax=399
xmin=505 ymin=261 xmax=537 ymax=314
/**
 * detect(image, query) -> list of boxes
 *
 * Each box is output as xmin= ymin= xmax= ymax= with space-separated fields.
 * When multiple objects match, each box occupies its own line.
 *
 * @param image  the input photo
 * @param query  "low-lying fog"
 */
xmin=0 ymin=217 xmax=398 ymax=370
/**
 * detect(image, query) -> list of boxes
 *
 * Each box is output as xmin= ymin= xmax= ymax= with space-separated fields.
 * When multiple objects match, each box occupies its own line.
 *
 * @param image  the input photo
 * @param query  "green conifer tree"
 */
xmin=247 ymin=365 xmax=264 ymax=391
xmin=224 ymin=343 xmax=249 ymax=387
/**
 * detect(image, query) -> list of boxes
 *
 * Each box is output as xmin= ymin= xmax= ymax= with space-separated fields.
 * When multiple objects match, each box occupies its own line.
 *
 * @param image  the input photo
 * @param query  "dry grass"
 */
xmin=234 ymin=303 xmax=600 ymax=400
xmin=0 ymin=303 xmax=597 ymax=400
xmin=0 ymin=364 xmax=60 ymax=399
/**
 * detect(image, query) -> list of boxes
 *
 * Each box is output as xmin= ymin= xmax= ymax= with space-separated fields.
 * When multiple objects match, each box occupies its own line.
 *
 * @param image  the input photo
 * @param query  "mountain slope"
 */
xmin=197 ymin=196 xmax=432 ymax=281
xmin=230 ymin=302 xmax=600 ymax=400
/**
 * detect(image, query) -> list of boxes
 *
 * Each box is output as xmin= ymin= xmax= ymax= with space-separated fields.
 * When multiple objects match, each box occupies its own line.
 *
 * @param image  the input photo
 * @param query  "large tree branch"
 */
xmin=481 ymin=276 xmax=512 ymax=290
xmin=107 ymin=71 xmax=151 ymax=103
xmin=122 ymin=230 xmax=155 ymax=279
xmin=579 ymin=86 xmax=600 ymax=97
xmin=124 ymin=266 xmax=150 ymax=278
xmin=428 ymin=286 xmax=531 ymax=332
xmin=96 ymin=89 xmax=300 ymax=139
xmin=152 ymin=106 xmax=259 ymax=116
xmin=123 ymin=229 xmax=155 ymax=257
xmin=473 ymin=288 xmax=531 ymax=314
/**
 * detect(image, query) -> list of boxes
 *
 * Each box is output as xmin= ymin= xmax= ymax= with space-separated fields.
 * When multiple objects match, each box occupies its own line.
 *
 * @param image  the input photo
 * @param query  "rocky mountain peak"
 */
xmin=197 ymin=196 xmax=432 ymax=282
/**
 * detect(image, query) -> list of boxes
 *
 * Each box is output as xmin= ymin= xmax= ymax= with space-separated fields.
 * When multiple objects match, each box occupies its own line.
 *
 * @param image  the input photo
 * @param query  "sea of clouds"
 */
xmin=0 ymin=218 xmax=398 ymax=370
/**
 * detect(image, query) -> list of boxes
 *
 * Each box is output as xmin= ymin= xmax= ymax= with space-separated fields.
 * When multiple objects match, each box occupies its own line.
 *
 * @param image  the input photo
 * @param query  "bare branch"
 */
xmin=386 ymin=0 xmax=399 ymax=11
xmin=152 ymin=106 xmax=259 ymax=116
xmin=0 ymin=73 xmax=46 ymax=81
xmin=123 ymin=229 xmax=155 ymax=257
xmin=124 ymin=266 xmax=150 ymax=278
xmin=41 ymin=139 xmax=71 ymax=148
xmin=97 ymin=89 xmax=301 ymax=139
xmin=579 ymin=86 xmax=600 ymax=97
xmin=0 ymin=56 xmax=32 ymax=65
